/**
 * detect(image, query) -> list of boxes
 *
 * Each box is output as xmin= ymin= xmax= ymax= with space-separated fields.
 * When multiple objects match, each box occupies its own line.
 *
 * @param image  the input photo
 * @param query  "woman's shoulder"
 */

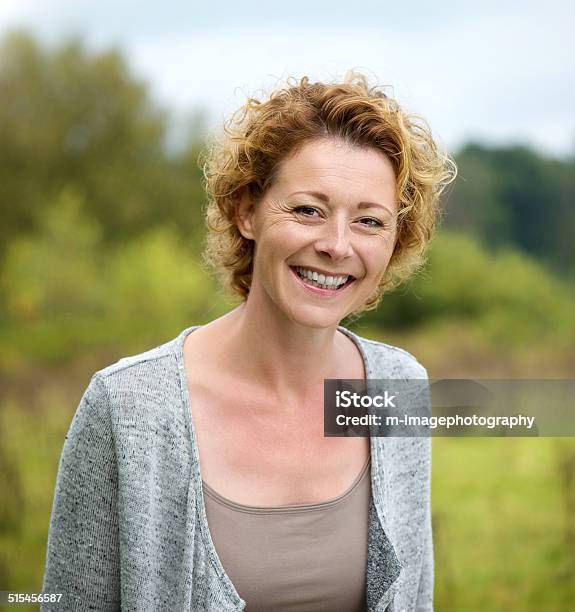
xmin=84 ymin=327 xmax=192 ymax=411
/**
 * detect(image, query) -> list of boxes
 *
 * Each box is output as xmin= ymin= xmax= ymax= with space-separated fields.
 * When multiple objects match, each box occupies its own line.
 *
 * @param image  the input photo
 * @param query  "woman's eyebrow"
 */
xmin=288 ymin=190 xmax=394 ymax=216
xmin=288 ymin=190 xmax=329 ymax=202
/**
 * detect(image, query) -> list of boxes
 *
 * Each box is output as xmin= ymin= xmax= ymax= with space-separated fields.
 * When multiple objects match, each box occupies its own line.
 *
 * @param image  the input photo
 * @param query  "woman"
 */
xmin=42 ymin=73 xmax=455 ymax=611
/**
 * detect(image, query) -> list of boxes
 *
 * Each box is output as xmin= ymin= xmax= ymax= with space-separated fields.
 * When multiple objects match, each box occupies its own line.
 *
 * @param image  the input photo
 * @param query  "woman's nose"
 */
xmin=314 ymin=219 xmax=354 ymax=262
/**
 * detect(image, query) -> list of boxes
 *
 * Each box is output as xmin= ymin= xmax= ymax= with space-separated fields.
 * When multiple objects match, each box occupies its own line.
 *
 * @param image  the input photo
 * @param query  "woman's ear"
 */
xmin=236 ymin=189 xmax=256 ymax=240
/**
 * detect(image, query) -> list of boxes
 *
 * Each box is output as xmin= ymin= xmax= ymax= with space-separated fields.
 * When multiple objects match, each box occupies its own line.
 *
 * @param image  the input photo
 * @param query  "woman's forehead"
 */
xmin=271 ymin=139 xmax=397 ymax=203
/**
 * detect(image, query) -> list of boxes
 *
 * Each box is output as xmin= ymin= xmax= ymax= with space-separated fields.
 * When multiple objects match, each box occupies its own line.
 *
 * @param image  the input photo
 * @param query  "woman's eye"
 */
xmin=358 ymin=217 xmax=385 ymax=228
xmin=293 ymin=206 xmax=321 ymax=218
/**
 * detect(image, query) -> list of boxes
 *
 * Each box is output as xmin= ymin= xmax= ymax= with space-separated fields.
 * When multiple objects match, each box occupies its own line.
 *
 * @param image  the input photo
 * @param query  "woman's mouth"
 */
xmin=289 ymin=266 xmax=356 ymax=295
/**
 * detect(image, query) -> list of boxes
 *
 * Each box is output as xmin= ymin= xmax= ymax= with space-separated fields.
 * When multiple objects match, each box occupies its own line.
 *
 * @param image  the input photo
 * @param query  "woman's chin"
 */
xmin=283 ymin=302 xmax=349 ymax=330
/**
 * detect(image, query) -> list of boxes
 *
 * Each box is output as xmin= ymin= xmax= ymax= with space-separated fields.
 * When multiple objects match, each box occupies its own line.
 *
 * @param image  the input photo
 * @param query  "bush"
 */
xmin=361 ymin=232 xmax=575 ymax=346
xmin=0 ymin=187 xmax=226 ymax=366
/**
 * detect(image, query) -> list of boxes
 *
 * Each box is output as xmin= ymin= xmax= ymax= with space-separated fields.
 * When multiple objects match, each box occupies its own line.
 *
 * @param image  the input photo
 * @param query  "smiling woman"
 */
xmin=42 ymin=72 xmax=456 ymax=612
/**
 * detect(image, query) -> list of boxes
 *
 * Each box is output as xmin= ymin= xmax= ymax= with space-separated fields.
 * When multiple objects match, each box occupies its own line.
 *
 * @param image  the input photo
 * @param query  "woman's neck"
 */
xmin=210 ymin=301 xmax=348 ymax=406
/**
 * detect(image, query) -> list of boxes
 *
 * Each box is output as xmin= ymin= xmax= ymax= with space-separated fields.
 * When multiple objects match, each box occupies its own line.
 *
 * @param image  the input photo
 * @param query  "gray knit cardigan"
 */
xmin=41 ymin=325 xmax=433 ymax=611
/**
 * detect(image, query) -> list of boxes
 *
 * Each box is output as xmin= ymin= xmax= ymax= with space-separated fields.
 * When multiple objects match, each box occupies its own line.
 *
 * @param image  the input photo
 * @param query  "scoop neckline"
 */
xmin=202 ymin=453 xmax=371 ymax=515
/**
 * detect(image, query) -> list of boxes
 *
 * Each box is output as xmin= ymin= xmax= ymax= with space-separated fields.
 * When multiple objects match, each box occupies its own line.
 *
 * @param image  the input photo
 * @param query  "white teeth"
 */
xmin=295 ymin=267 xmax=350 ymax=290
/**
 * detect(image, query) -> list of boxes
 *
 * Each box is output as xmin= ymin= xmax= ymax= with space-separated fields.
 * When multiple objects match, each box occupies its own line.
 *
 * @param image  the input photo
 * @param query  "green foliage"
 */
xmin=104 ymin=225 xmax=218 ymax=341
xmin=362 ymin=232 xmax=575 ymax=347
xmin=0 ymin=397 xmax=77 ymax=601
xmin=443 ymin=146 xmax=513 ymax=244
xmin=1 ymin=187 xmax=104 ymax=323
xmin=0 ymin=187 xmax=225 ymax=366
xmin=0 ymin=29 xmax=206 ymax=254
xmin=446 ymin=143 xmax=575 ymax=276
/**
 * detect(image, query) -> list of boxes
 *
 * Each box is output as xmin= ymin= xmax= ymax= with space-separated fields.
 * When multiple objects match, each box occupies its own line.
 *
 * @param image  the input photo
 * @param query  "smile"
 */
xmin=289 ymin=266 xmax=356 ymax=295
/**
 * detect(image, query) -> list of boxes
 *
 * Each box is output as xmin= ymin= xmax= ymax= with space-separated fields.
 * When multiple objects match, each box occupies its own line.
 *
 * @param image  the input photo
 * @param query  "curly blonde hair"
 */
xmin=201 ymin=71 xmax=456 ymax=314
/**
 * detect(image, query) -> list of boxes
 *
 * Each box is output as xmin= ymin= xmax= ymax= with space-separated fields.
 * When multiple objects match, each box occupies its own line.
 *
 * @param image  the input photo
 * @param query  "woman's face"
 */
xmin=237 ymin=137 xmax=399 ymax=329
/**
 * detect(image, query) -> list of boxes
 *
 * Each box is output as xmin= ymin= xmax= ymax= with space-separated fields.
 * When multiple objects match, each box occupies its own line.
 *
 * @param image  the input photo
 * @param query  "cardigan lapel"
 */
xmin=365 ymin=434 xmax=404 ymax=612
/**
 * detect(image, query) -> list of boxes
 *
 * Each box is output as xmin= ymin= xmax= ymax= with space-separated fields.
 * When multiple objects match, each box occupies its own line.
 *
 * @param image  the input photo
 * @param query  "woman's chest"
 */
xmin=187 ymin=378 xmax=370 ymax=506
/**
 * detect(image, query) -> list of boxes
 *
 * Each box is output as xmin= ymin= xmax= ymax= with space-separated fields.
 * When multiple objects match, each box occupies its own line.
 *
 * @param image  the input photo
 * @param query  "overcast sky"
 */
xmin=1 ymin=0 xmax=574 ymax=157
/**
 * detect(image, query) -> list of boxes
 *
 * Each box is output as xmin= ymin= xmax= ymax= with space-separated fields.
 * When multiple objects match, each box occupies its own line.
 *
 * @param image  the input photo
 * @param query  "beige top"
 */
xmin=202 ymin=455 xmax=371 ymax=612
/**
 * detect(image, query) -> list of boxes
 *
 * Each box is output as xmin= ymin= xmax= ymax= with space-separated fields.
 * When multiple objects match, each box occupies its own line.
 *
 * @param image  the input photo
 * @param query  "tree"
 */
xmin=0 ymin=29 xmax=206 ymax=254
xmin=445 ymin=143 xmax=574 ymax=275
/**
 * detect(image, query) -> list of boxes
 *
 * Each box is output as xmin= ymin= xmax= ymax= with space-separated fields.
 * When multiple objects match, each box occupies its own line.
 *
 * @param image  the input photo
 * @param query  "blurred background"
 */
xmin=0 ymin=1 xmax=574 ymax=610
